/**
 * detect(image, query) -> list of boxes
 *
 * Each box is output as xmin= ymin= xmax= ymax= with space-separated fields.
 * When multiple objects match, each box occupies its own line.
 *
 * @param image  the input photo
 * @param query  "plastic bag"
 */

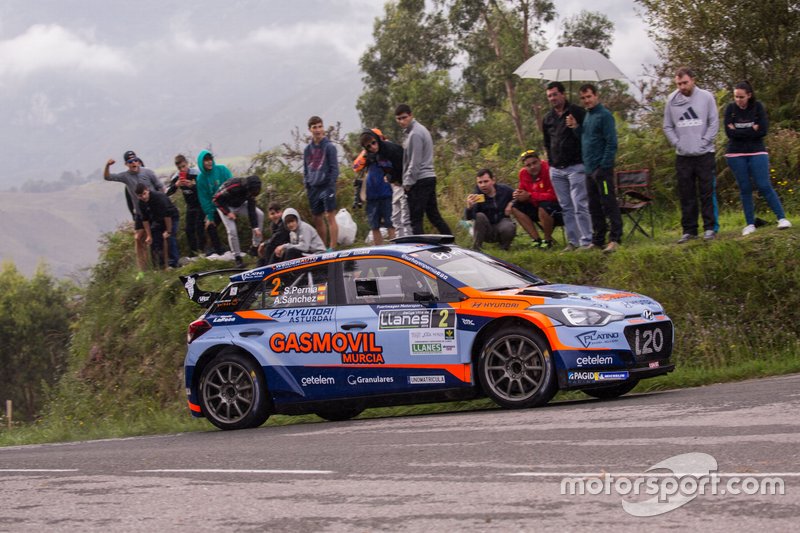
xmin=336 ymin=208 xmax=357 ymax=246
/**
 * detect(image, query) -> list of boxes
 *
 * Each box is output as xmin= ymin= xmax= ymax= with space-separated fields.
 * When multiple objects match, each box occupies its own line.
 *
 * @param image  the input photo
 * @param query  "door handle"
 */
xmin=239 ymin=329 xmax=264 ymax=337
xmin=341 ymin=322 xmax=367 ymax=330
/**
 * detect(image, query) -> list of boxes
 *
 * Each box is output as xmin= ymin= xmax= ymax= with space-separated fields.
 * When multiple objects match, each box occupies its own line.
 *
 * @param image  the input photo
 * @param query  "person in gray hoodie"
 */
xmin=663 ymin=67 xmax=720 ymax=243
xmin=273 ymin=207 xmax=326 ymax=261
xmin=395 ymin=104 xmax=452 ymax=236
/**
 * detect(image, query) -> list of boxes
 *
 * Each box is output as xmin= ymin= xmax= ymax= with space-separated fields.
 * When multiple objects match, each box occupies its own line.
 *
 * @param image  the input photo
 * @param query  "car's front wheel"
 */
xmin=199 ymin=350 xmax=270 ymax=430
xmin=478 ymin=326 xmax=556 ymax=409
xmin=583 ymin=380 xmax=639 ymax=400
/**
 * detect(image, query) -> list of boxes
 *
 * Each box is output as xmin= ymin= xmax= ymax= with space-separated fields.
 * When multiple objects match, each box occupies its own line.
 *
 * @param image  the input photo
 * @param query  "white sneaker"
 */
xmin=742 ymin=224 xmax=756 ymax=236
xmin=777 ymin=218 xmax=792 ymax=229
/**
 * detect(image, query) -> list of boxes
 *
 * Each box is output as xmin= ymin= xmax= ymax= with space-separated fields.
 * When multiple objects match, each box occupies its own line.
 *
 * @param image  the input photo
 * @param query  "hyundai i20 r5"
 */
xmin=180 ymin=235 xmax=674 ymax=430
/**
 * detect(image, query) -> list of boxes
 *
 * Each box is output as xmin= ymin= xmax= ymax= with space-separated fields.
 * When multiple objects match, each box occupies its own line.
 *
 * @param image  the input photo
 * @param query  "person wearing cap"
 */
xmin=212 ymin=175 xmax=264 ymax=268
xmin=511 ymin=149 xmax=562 ymax=249
xmin=135 ymin=182 xmax=180 ymax=268
xmin=104 ymin=150 xmax=164 ymax=270
xmin=195 ymin=150 xmax=230 ymax=257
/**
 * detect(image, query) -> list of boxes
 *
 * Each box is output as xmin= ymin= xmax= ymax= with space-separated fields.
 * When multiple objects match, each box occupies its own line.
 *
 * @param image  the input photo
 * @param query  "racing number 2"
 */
xmin=270 ymin=278 xmax=281 ymax=296
xmin=439 ymin=309 xmax=449 ymax=328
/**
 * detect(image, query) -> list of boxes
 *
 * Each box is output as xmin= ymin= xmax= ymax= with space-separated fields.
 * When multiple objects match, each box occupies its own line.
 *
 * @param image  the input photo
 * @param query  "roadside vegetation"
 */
xmin=2 ymin=0 xmax=800 ymax=445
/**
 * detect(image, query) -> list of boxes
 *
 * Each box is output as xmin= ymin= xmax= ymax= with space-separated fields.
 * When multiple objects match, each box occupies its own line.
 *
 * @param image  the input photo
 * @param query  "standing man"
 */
xmin=213 ymin=175 xmax=264 ymax=268
xmin=543 ymin=81 xmax=593 ymax=251
xmin=303 ymin=116 xmax=339 ymax=251
xmin=464 ymin=168 xmax=516 ymax=251
xmin=104 ymin=150 xmax=164 ymax=271
xmin=135 ymin=183 xmax=180 ymax=269
xmin=166 ymin=154 xmax=205 ymax=257
xmin=195 ymin=150 xmax=229 ymax=257
xmin=567 ymin=84 xmax=622 ymax=253
xmin=663 ymin=67 xmax=720 ymax=243
xmin=395 ymin=104 xmax=452 ymax=236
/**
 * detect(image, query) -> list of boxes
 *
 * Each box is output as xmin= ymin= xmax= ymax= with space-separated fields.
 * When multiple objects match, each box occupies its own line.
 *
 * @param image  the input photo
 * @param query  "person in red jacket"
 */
xmin=511 ymin=149 xmax=562 ymax=249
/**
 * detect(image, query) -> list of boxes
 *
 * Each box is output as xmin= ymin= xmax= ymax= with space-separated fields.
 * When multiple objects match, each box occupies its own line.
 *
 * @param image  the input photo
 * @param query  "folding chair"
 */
xmin=615 ymin=170 xmax=655 ymax=239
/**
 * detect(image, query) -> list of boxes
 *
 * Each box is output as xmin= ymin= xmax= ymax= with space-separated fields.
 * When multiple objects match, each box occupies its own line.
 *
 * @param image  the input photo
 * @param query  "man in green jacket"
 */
xmin=567 ymin=84 xmax=622 ymax=253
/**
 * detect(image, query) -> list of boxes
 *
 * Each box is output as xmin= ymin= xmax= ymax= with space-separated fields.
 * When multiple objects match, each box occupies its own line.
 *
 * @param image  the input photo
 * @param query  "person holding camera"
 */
xmin=465 ymin=168 xmax=516 ymax=251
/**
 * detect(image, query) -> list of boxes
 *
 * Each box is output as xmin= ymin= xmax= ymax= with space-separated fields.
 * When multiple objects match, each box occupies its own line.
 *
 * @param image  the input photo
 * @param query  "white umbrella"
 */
xmin=514 ymin=46 xmax=627 ymax=82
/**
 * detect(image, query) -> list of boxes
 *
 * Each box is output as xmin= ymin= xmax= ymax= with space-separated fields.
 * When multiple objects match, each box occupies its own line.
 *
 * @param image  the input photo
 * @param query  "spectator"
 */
xmin=135 ymin=182 xmax=179 ymax=268
xmin=195 ymin=150 xmax=229 ymax=256
xmin=212 ymin=176 xmax=265 ymax=269
xmin=511 ymin=150 xmax=562 ymax=249
xmin=257 ymin=202 xmax=291 ymax=266
xmin=304 ymin=116 xmax=339 ymax=251
xmin=543 ymin=81 xmax=593 ymax=251
xmin=165 ymin=154 xmax=205 ymax=257
xmin=465 ymin=168 xmax=516 ymax=251
xmin=663 ymin=67 xmax=720 ymax=243
xmin=395 ymin=104 xmax=452 ymax=236
xmin=359 ymin=129 xmax=397 ymax=245
xmin=568 ymin=84 xmax=622 ymax=253
xmin=724 ymin=81 xmax=791 ymax=235
xmin=273 ymin=207 xmax=326 ymax=261
xmin=103 ymin=150 xmax=164 ymax=271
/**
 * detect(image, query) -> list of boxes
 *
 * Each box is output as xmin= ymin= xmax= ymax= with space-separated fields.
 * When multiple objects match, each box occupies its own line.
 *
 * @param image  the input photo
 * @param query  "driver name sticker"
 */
xmin=274 ymin=282 xmax=327 ymax=305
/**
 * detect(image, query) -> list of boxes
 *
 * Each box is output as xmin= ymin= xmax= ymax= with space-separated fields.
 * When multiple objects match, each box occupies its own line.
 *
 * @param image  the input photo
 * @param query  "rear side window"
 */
xmin=243 ymin=265 xmax=330 ymax=310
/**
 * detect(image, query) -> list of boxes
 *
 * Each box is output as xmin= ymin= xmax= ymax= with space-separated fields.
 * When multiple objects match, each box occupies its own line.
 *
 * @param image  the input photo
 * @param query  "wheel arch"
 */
xmin=192 ymin=344 xmax=262 ymax=395
xmin=470 ymin=315 xmax=551 ymax=369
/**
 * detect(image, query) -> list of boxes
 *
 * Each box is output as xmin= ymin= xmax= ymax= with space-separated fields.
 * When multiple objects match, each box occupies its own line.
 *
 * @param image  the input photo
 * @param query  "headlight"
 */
xmin=532 ymin=305 xmax=625 ymax=327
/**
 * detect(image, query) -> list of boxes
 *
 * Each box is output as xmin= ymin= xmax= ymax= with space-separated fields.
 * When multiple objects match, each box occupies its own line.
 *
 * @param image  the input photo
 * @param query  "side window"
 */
xmin=244 ymin=265 xmax=329 ymax=310
xmin=342 ymin=258 xmax=439 ymax=305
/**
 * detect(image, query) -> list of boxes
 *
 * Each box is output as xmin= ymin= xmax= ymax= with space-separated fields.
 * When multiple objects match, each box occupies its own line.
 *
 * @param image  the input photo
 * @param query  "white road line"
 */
xmin=505 ymin=472 xmax=800 ymax=477
xmin=135 ymin=469 xmax=334 ymax=475
xmin=0 ymin=469 xmax=79 ymax=472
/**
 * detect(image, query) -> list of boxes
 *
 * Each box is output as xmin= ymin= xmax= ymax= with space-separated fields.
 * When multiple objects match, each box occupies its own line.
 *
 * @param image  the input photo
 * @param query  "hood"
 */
xmin=520 ymin=283 xmax=664 ymax=317
xmin=197 ymin=150 xmax=215 ymax=173
xmin=353 ymin=128 xmax=385 ymax=172
xmin=668 ymin=89 xmax=692 ymax=108
xmin=282 ymin=207 xmax=302 ymax=224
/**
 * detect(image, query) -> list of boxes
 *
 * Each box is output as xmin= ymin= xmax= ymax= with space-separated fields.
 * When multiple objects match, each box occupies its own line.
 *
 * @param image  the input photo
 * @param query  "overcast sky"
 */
xmin=0 ymin=0 xmax=656 ymax=189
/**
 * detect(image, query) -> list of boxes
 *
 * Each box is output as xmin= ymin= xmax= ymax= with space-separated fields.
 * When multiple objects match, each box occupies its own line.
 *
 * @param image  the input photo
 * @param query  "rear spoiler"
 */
xmin=179 ymin=268 xmax=246 ymax=308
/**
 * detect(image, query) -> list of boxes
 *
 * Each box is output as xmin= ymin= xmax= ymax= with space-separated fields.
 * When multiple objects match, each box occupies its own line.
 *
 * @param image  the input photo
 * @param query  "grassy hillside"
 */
xmin=2 ymin=211 xmax=796 ymax=445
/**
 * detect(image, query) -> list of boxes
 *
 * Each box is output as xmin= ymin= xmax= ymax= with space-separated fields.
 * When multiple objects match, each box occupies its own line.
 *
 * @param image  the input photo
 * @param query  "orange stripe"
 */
xmin=188 ymin=401 xmax=201 ymax=413
xmin=235 ymin=310 xmax=274 ymax=320
xmin=305 ymin=363 xmax=472 ymax=383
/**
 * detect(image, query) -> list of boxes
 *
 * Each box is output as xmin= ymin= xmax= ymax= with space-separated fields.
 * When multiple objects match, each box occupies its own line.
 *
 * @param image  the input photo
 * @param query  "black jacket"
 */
xmin=140 ymin=190 xmax=179 ymax=224
xmin=212 ymin=177 xmax=261 ymax=228
xmin=724 ymin=100 xmax=768 ymax=154
xmin=362 ymin=129 xmax=405 ymax=185
xmin=166 ymin=167 xmax=201 ymax=208
xmin=464 ymin=183 xmax=515 ymax=225
xmin=543 ymin=102 xmax=585 ymax=168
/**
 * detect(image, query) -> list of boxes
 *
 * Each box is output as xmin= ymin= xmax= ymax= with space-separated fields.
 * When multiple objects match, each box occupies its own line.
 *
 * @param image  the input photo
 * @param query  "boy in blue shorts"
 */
xmin=303 ymin=116 xmax=339 ymax=250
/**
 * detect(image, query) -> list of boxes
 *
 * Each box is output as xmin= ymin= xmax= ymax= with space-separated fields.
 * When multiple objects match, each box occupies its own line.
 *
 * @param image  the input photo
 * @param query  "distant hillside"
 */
xmin=0 ymin=183 xmax=133 ymax=278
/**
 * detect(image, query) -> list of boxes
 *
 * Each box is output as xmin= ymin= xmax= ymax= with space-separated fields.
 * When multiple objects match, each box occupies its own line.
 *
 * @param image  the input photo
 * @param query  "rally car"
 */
xmin=180 ymin=235 xmax=674 ymax=430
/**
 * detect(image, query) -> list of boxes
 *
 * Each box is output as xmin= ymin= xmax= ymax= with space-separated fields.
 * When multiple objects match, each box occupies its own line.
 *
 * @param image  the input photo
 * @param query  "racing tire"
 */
xmin=582 ymin=380 xmax=639 ymax=400
xmin=314 ymin=406 xmax=364 ymax=422
xmin=199 ymin=350 xmax=270 ymax=430
xmin=478 ymin=326 xmax=557 ymax=409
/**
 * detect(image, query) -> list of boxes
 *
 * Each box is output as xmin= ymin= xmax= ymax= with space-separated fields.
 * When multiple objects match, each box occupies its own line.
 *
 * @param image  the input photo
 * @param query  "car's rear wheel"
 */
xmin=583 ymin=380 xmax=639 ymax=400
xmin=199 ymin=350 xmax=270 ymax=430
xmin=478 ymin=326 xmax=556 ymax=409
xmin=314 ymin=406 xmax=364 ymax=422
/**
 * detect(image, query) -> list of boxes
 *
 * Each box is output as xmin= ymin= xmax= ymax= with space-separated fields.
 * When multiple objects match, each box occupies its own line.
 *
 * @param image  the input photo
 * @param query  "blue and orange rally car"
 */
xmin=180 ymin=235 xmax=674 ymax=430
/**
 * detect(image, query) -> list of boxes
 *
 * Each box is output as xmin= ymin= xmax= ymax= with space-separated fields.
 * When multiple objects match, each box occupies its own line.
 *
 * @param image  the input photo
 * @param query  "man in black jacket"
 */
xmin=213 ymin=175 xmax=264 ymax=268
xmin=166 ymin=154 xmax=207 ymax=256
xmin=135 ymin=183 xmax=180 ymax=268
xmin=543 ymin=81 xmax=593 ymax=251
xmin=464 ymin=168 xmax=516 ymax=251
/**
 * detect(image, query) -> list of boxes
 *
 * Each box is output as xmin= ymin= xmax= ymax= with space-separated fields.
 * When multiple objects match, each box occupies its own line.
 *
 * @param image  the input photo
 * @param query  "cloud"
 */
xmin=172 ymin=31 xmax=231 ymax=52
xmin=0 ymin=24 xmax=133 ymax=79
xmin=246 ymin=21 xmax=373 ymax=65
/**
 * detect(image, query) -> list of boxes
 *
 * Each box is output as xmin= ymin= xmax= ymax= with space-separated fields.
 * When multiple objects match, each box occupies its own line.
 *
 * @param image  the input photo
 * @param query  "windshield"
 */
xmin=412 ymin=248 xmax=545 ymax=290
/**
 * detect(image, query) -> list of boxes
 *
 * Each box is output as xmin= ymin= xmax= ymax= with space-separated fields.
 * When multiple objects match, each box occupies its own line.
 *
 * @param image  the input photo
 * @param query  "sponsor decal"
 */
xmin=401 ymin=254 xmax=449 ymax=280
xmin=269 ymin=332 xmax=383 ymax=365
xmin=197 ymin=294 xmax=211 ymax=303
xmin=270 ymin=307 xmax=334 ymax=323
xmin=184 ymin=277 xmax=196 ymax=298
xmin=649 ymin=361 xmax=660 ymax=369
xmin=470 ymin=301 xmax=518 ymax=309
xmin=379 ymin=309 xmax=455 ymax=330
xmin=347 ymin=375 xmax=394 ymax=385
xmin=461 ymin=317 xmax=475 ymax=326
xmin=409 ymin=329 xmax=457 ymax=355
xmin=593 ymin=292 xmax=637 ymax=301
xmin=408 ymin=375 xmax=446 ymax=384
xmin=575 ymin=355 xmax=615 ymax=367
xmin=568 ymin=371 xmax=630 ymax=382
xmin=229 ymin=286 xmax=238 ymax=296
xmin=576 ymin=330 xmax=620 ymax=348
xmin=300 ymin=375 xmax=335 ymax=386
xmin=240 ymin=271 xmax=265 ymax=281
xmin=211 ymin=315 xmax=236 ymax=323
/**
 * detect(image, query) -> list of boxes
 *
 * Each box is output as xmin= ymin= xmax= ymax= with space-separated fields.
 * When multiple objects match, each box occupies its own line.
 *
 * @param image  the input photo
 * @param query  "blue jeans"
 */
xmin=550 ymin=164 xmax=593 ymax=246
xmin=726 ymin=154 xmax=785 ymax=225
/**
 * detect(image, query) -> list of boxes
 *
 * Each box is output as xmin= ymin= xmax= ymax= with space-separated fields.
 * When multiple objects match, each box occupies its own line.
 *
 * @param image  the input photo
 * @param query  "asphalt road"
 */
xmin=1 ymin=374 xmax=798 ymax=532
